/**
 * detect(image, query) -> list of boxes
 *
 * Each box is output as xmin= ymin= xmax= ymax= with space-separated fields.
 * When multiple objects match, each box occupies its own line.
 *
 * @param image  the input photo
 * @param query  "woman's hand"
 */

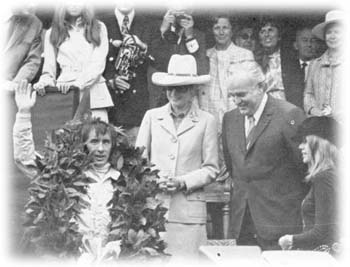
xmin=57 ymin=82 xmax=73 ymax=94
xmin=15 ymin=80 xmax=37 ymax=114
xmin=33 ymin=80 xmax=50 ymax=96
xmin=278 ymin=235 xmax=293 ymax=250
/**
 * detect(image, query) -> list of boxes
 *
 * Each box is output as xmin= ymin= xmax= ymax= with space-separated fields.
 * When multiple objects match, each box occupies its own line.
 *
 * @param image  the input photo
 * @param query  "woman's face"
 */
xmin=86 ymin=129 xmax=112 ymax=168
xmin=325 ymin=23 xmax=343 ymax=50
xmin=299 ymin=140 xmax=312 ymax=164
xmin=213 ymin=18 xmax=233 ymax=48
xmin=259 ymin=23 xmax=280 ymax=49
xmin=235 ymin=27 xmax=256 ymax=51
xmin=166 ymin=86 xmax=193 ymax=111
xmin=66 ymin=5 xmax=83 ymax=17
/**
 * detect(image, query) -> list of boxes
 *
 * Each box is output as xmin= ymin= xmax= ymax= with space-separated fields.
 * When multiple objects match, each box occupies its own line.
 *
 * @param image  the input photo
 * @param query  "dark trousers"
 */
xmin=237 ymin=206 xmax=281 ymax=251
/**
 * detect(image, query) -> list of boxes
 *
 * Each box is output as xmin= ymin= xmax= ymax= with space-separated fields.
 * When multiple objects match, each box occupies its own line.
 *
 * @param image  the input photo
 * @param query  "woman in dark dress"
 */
xmin=278 ymin=116 xmax=340 ymax=252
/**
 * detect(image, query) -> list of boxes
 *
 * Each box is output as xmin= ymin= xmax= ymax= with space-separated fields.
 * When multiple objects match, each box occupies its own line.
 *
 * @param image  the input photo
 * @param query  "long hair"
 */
xmin=50 ymin=5 xmax=101 ymax=48
xmin=305 ymin=135 xmax=338 ymax=182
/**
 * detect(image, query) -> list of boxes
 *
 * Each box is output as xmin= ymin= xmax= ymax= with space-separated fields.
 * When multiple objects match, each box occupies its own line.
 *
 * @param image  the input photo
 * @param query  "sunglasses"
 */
xmin=239 ymin=33 xmax=254 ymax=40
xmin=166 ymin=86 xmax=191 ymax=93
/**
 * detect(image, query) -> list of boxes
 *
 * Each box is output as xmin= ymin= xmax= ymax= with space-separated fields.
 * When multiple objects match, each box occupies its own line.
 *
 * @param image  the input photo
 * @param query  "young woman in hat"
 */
xmin=136 ymin=54 xmax=219 ymax=261
xmin=278 ymin=116 xmax=340 ymax=253
xmin=304 ymin=10 xmax=344 ymax=121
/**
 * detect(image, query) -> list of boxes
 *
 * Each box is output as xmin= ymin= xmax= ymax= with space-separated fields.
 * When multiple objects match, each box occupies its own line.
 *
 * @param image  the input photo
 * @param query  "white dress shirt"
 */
xmin=114 ymin=8 xmax=135 ymax=32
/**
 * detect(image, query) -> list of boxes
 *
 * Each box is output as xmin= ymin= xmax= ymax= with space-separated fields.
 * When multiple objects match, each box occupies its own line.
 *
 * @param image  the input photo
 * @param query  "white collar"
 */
xmin=299 ymin=59 xmax=310 ymax=66
xmin=248 ymin=93 xmax=268 ymax=125
xmin=114 ymin=8 xmax=135 ymax=31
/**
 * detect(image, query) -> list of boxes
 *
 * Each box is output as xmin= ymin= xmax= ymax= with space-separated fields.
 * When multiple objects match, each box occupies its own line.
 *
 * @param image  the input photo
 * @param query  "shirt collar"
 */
xmin=299 ymin=59 xmax=310 ymax=66
xmin=114 ymin=8 xmax=135 ymax=31
xmin=250 ymin=93 xmax=268 ymax=125
xmin=86 ymin=163 xmax=121 ymax=183
xmin=166 ymin=101 xmax=199 ymax=121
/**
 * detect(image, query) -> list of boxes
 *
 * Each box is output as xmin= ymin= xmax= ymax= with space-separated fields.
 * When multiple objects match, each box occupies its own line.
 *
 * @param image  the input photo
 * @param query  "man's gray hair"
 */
xmin=227 ymin=61 xmax=266 ymax=91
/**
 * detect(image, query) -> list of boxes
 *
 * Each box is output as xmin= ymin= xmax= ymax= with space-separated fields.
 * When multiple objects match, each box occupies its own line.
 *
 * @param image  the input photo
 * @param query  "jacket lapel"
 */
xmin=156 ymin=104 xmax=177 ymax=138
xmin=176 ymin=104 xmax=200 ymax=137
xmin=246 ymin=97 xmax=274 ymax=152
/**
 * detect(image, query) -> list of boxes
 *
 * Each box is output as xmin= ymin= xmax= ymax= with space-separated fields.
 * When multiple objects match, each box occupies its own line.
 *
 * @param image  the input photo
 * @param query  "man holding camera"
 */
xmin=148 ymin=8 xmax=209 ymax=108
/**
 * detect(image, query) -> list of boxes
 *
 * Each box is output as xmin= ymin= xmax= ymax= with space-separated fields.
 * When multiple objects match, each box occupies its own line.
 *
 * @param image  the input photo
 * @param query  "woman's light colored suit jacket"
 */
xmin=136 ymin=103 xmax=219 ymax=224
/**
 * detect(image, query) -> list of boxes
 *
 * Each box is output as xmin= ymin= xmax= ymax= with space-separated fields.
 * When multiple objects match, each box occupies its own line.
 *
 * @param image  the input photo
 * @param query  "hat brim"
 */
xmin=152 ymin=72 xmax=211 ymax=86
xmin=312 ymin=19 xmax=341 ymax=40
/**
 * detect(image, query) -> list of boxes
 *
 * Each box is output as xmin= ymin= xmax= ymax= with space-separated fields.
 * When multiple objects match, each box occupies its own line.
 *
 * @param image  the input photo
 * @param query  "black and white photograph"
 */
xmin=1 ymin=0 xmax=348 ymax=266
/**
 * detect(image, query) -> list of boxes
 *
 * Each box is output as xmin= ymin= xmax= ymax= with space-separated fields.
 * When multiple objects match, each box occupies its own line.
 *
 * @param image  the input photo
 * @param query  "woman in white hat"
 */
xmin=304 ymin=10 xmax=344 ymax=121
xmin=136 ymin=54 xmax=219 ymax=261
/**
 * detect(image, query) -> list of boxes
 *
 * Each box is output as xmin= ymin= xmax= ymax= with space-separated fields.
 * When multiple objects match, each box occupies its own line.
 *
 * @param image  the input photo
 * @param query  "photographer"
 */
xmin=148 ymin=7 xmax=209 ymax=108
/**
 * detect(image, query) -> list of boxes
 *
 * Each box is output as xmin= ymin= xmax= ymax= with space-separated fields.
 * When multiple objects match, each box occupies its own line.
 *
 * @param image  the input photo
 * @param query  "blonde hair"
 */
xmin=305 ymin=135 xmax=338 ymax=182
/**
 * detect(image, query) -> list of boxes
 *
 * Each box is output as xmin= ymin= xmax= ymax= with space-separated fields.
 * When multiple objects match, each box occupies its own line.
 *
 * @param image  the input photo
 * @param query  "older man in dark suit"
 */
xmin=222 ymin=61 xmax=308 ymax=250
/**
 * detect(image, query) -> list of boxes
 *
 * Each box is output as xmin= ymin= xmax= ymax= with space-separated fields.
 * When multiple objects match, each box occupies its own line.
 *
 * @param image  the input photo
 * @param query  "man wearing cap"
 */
xmin=222 ymin=61 xmax=308 ymax=250
xmin=136 ymin=54 xmax=219 ymax=260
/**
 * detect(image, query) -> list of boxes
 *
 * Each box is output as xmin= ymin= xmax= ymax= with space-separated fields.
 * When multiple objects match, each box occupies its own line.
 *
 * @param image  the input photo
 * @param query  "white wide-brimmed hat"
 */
xmin=312 ymin=10 xmax=345 ymax=40
xmin=152 ymin=54 xmax=211 ymax=86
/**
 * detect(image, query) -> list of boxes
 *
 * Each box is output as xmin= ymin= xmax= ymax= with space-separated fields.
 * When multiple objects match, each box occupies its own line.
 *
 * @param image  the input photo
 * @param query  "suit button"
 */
xmin=169 ymin=154 xmax=175 ymax=160
xmin=171 ymin=138 xmax=177 ymax=143
xmin=109 ymin=57 xmax=114 ymax=61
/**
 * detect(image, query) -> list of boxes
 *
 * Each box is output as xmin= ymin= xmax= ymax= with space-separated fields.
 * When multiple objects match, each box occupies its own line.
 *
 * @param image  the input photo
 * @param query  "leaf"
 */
xmin=33 ymin=211 xmax=44 ymax=224
xmin=144 ymin=197 xmax=161 ymax=210
xmin=116 ymin=155 xmax=124 ymax=170
xmin=141 ymin=247 xmax=159 ymax=256
xmin=139 ymin=217 xmax=147 ymax=226
xmin=127 ymin=229 xmax=137 ymax=243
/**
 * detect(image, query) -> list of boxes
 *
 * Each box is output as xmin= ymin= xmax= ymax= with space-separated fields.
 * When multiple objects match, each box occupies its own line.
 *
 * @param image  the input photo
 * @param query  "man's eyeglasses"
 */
xmin=239 ymin=33 xmax=254 ymax=40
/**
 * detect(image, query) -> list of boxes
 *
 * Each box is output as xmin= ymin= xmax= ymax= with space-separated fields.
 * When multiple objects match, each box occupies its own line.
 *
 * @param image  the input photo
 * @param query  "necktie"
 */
xmin=121 ymin=15 xmax=129 ymax=35
xmin=246 ymin=116 xmax=255 ymax=149
xmin=301 ymin=62 xmax=308 ymax=80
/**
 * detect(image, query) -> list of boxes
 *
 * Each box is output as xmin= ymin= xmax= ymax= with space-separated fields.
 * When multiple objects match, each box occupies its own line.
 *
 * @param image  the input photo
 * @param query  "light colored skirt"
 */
xmin=164 ymin=222 xmax=207 ymax=262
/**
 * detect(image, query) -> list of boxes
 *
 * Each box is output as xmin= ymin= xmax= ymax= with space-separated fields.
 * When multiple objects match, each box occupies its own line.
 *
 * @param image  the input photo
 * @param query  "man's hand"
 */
xmin=15 ymin=80 xmax=37 ymax=114
xmin=114 ymin=76 xmax=130 ymax=92
xmin=160 ymin=10 xmax=176 ymax=35
xmin=278 ymin=235 xmax=293 ymax=250
xmin=179 ymin=14 xmax=194 ymax=39
xmin=123 ymin=34 xmax=148 ymax=51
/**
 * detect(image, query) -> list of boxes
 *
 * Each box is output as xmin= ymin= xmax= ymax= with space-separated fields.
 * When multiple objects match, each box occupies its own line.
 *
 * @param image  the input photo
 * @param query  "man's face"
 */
xmin=213 ymin=18 xmax=233 ymax=48
xmin=86 ymin=129 xmax=112 ymax=168
xmin=229 ymin=84 xmax=263 ymax=116
xmin=166 ymin=85 xmax=193 ymax=110
xmin=294 ymin=28 xmax=317 ymax=61
xmin=235 ymin=27 xmax=256 ymax=51
xmin=259 ymin=23 xmax=280 ymax=49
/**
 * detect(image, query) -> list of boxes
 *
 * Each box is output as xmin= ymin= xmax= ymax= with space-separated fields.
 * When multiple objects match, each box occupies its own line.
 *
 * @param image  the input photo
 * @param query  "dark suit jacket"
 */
xmin=222 ymin=96 xmax=308 ymax=241
xmin=4 ymin=13 xmax=43 ymax=83
xmin=98 ymin=10 xmax=154 ymax=127
xmin=281 ymin=47 xmax=306 ymax=109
